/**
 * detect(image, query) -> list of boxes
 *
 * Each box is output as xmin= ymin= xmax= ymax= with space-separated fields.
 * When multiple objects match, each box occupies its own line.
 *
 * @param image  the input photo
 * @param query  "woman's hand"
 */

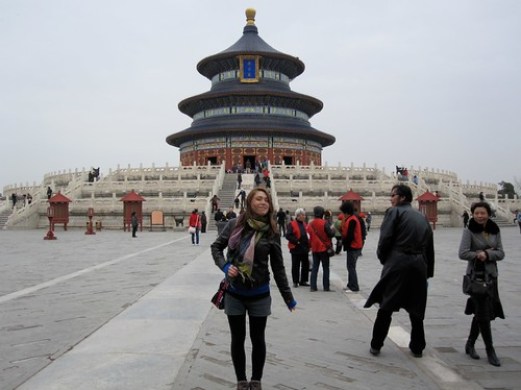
xmin=476 ymin=250 xmax=488 ymax=262
xmin=287 ymin=299 xmax=297 ymax=312
xmin=227 ymin=264 xmax=239 ymax=278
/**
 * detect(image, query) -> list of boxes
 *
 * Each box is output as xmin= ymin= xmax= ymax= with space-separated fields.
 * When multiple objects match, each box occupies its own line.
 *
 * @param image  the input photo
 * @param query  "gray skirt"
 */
xmin=224 ymin=293 xmax=272 ymax=316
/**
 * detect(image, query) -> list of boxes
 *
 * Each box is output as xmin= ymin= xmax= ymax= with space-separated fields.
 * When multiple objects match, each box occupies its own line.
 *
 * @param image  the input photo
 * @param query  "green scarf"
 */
xmin=229 ymin=217 xmax=270 ymax=277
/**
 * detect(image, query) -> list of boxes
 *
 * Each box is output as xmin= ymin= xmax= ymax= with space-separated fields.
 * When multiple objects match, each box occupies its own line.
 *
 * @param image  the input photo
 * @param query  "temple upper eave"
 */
xmin=197 ymin=51 xmax=305 ymax=80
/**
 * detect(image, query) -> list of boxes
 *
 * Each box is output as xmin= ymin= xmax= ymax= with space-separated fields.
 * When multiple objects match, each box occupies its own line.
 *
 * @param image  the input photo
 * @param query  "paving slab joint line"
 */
xmin=340 ymin=285 xmax=483 ymax=390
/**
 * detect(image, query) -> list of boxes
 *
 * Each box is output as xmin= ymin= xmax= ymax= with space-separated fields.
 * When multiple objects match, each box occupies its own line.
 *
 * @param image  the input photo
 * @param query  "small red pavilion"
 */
xmin=339 ymin=190 xmax=365 ymax=214
xmin=121 ymin=190 xmax=145 ymax=232
xmin=48 ymin=192 xmax=72 ymax=230
xmin=417 ymin=191 xmax=440 ymax=229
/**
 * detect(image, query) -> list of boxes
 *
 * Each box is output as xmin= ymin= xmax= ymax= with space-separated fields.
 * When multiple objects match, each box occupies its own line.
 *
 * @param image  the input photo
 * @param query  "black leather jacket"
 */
xmin=211 ymin=218 xmax=294 ymax=305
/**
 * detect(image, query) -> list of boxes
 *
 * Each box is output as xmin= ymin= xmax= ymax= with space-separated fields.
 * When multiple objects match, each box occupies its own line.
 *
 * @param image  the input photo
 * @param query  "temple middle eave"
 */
xmin=166 ymin=116 xmax=335 ymax=148
xmin=177 ymin=90 xmax=323 ymax=118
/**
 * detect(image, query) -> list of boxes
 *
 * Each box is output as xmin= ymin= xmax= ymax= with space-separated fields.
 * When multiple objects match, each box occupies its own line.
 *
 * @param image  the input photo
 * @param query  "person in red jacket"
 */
xmin=340 ymin=201 xmax=364 ymax=292
xmin=188 ymin=209 xmax=201 ymax=245
xmin=285 ymin=208 xmax=310 ymax=287
xmin=307 ymin=206 xmax=335 ymax=292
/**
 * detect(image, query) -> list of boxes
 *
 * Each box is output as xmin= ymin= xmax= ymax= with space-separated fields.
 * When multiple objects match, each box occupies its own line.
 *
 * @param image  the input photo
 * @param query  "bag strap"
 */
xmin=470 ymin=259 xmax=489 ymax=281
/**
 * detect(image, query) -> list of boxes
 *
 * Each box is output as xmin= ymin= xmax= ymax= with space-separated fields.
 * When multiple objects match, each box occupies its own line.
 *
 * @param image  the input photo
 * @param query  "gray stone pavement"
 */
xmin=0 ymin=226 xmax=520 ymax=389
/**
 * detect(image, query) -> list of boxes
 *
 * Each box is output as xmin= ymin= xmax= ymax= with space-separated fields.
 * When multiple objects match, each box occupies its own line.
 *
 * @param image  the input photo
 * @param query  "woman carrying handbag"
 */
xmin=188 ymin=209 xmax=201 ymax=245
xmin=211 ymin=188 xmax=296 ymax=390
xmin=458 ymin=201 xmax=505 ymax=366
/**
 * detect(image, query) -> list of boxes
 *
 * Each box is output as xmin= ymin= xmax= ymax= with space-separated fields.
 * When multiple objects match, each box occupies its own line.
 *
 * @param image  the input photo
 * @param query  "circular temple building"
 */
xmin=166 ymin=8 xmax=335 ymax=171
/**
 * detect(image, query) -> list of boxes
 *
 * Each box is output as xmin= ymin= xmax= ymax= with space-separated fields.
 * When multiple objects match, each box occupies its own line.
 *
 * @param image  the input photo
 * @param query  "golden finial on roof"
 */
xmin=245 ymin=8 xmax=256 ymax=25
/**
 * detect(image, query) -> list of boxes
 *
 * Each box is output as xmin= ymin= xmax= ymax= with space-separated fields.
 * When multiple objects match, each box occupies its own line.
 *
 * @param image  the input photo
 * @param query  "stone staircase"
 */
xmin=207 ymin=173 xmax=239 ymax=231
xmin=492 ymin=215 xmax=516 ymax=227
xmin=0 ymin=208 xmax=13 ymax=230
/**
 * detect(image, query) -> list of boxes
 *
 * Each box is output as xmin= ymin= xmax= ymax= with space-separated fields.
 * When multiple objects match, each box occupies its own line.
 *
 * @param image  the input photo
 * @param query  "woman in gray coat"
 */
xmin=458 ymin=201 xmax=504 ymax=367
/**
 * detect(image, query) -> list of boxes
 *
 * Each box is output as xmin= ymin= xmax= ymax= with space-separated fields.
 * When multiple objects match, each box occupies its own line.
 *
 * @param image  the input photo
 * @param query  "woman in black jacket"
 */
xmin=211 ymin=187 xmax=296 ymax=390
xmin=459 ymin=201 xmax=504 ymax=367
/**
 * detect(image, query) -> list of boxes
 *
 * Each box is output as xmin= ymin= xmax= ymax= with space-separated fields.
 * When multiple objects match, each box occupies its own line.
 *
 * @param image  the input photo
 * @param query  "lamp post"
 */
xmin=85 ymin=207 xmax=95 ymax=235
xmin=44 ymin=206 xmax=57 ymax=240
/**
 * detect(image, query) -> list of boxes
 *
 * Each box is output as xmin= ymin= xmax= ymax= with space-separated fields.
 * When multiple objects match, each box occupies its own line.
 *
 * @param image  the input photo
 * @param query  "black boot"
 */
xmin=486 ymin=347 xmax=501 ymax=367
xmin=479 ymin=320 xmax=501 ymax=367
xmin=465 ymin=318 xmax=480 ymax=360
xmin=465 ymin=341 xmax=480 ymax=360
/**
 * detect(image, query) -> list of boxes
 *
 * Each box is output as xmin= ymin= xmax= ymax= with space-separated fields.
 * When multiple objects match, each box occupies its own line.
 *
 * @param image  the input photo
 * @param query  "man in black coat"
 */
xmin=364 ymin=184 xmax=434 ymax=358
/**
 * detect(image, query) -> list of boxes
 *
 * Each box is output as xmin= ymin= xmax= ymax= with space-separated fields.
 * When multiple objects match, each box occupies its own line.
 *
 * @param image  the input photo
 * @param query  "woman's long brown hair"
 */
xmin=236 ymin=187 xmax=278 ymax=235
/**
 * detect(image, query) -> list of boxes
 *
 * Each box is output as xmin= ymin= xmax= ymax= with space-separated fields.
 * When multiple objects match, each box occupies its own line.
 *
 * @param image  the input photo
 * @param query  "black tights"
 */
xmin=227 ymin=314 xmax=268 ymax=382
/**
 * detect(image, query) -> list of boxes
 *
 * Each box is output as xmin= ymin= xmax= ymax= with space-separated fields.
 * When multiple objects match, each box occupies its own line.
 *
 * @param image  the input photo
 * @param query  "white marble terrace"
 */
xmin=1 ymin=161 xmax=519 ymax=230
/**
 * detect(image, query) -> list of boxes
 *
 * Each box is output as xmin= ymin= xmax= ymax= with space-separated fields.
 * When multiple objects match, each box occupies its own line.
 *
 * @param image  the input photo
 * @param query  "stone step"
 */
xmin=0 ymin=209 xmax=13 ymax=229
xmin=206 ymin=174 xmax=239 ymax=231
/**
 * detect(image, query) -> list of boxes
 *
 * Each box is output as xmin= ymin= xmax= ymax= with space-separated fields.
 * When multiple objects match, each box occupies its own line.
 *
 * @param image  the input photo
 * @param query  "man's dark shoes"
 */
xmin=369 ymin=347 xmax=380 ymax=356
xmin=300 ymin=282 xmax=309 ymax=286
xmin=293 ymin=283 xmax=299 ymax=288
xmin=465 ymin=341 xmax=480 ymax=360
xmin=410 ymin=348 xmax=422 ymax=358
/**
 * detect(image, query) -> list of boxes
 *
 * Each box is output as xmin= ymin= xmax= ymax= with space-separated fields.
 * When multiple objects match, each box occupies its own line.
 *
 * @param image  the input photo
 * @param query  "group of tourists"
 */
xmin=10 ymin=192 xmax=33 ymax=209
xmin=207 ymin=183 xmax=506 ymax=389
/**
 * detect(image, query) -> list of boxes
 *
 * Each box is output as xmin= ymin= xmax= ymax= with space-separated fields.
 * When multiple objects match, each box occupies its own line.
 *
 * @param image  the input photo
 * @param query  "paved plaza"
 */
xmin=0 ymin=226 xmax=520 ymax=389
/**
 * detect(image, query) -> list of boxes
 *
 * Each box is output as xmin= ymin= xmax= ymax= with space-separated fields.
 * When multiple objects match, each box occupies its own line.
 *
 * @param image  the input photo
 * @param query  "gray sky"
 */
xmin=1 ymin=0 xmax=520 ymax=192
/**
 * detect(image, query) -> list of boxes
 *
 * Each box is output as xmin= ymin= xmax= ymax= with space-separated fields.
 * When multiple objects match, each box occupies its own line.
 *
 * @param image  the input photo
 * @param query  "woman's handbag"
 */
xmin=211 ymin=279 xmax=229 ymax=309
xmin=188 ymin=226 xmax=196 ymax=234
xmin=327 ymin=246 xmax=335 ymax=257
xmin=462 ymin=271 xmax=491 ymax=296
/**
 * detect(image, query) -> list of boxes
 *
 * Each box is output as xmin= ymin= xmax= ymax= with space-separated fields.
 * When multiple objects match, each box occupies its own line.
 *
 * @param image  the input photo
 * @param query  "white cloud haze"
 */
xmin=1 ymin=0 xmax=520 ymax=191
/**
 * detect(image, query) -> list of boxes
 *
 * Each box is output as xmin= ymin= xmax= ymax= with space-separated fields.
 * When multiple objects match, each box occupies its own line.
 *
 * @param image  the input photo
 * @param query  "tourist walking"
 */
xmin=340 ymin=201 xmax=364 ymax=292
xmin=276 ymin=207 xmax=287 ymax=236
xmin=46 ymin=186 xmax=53 ymax=200
xmin=307 ymin=206 xmax=335 ymax=292
xmin=364 ymin=184 xmax=435 ymax=358
xmin=254 ymin=173 xmax=261 ymax=187
xmin=239 ymin=189 xmax=247 ymax=209
xmin=188 ymin=209 xmax=201 ymax=245
xmin=211 ymin=187 xmax=296 ymax=390
xmin=462 ymin=210 xmax=470 ymax=228
xmin=200 ymin=211 xmax=207 ymax=233
xmin=131 ymin=211 xmax=138 ymax=238
xmin=226 ymin=207 xmax=237 ymax=220
xmin=237 ymin=172 xmax=242 ymax=189
xmin=285 ymin=208 xmax=310 ymax=287
xmin=211 ymin=195 xmax=221 ymax=213
xmin=366 ymin=212 xmax=372 ymax=232
xmin=459 ymin=201 xmax=504 ymax=367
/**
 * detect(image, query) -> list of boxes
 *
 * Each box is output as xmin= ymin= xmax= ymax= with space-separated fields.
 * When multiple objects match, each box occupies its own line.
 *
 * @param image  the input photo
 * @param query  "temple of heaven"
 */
xmin=166 ymin=8 xmax=335 ymax=171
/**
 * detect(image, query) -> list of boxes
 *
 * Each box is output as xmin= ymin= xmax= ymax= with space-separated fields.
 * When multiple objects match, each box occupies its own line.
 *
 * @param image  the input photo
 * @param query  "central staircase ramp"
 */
xmin=206 ymin=173 xmax=255 ymax=232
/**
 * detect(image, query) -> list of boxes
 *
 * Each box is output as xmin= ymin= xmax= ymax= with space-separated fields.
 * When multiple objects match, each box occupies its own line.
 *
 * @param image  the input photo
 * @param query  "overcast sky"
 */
xmin=1 ymin=0 xmax=520 ymax=192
